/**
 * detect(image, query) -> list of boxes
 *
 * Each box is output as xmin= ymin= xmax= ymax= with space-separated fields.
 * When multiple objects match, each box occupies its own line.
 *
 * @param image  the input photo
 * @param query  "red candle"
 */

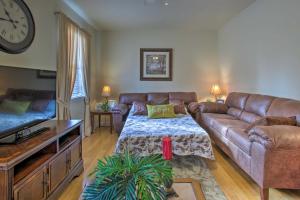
xmin=162 ymin=137 xmax=172 ymax=160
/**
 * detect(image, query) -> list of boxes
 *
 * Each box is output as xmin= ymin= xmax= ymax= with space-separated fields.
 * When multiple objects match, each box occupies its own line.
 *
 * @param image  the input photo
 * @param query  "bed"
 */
xmin=115 ymin=108 xmax=214 ymax=160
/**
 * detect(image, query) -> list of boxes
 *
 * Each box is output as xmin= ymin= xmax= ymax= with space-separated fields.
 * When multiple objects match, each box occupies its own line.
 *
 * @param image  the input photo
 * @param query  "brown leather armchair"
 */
xmin=197 ymin=92 xmax=300 ymax=200
xmin=112 ymin=92 xmax=198 ymax=134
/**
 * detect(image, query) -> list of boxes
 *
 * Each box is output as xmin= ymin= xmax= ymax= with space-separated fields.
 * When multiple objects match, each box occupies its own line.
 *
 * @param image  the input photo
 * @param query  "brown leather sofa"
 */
xmin=112 ymin=92 xmax=198 ymax=134
xmin=196 ymin=92 xmax=300 ymax=200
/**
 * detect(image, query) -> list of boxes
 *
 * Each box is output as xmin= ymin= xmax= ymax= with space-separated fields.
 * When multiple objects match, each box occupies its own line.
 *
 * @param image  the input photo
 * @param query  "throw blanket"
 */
xmin=115 ymin=109 xmax=214 ymax=160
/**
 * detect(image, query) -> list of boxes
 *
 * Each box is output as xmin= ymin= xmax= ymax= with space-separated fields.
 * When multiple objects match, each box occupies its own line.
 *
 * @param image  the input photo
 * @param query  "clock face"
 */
xmin=0 ymin=0 xmax=35 ymax=54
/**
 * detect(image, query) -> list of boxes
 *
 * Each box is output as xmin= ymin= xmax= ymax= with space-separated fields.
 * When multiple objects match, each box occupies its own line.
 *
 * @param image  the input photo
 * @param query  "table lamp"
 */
xmin=102 ymin=86 xmax=111 ymax=100
xmin=210 ymin=84 xmax=222 ymax=101
xmin=101 ymin=85 xmax=111 ymax=111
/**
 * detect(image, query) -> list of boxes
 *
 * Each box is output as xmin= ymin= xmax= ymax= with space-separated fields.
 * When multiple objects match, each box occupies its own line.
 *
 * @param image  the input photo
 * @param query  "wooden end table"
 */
xmin=91 ymin=111 xmax=113 ymax=134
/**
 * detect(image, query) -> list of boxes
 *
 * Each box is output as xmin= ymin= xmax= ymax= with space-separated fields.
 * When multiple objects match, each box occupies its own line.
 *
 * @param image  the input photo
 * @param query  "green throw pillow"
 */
xmin=147 ymin=104 xmax=176 ymax=119
xmin=0 ymin=100 xmax=31 ymax=115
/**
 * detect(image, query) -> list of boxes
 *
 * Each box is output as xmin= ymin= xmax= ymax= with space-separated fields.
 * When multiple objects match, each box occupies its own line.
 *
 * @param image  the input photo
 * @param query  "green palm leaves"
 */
xmin=82 ymin=152 xmax=173 ymax=200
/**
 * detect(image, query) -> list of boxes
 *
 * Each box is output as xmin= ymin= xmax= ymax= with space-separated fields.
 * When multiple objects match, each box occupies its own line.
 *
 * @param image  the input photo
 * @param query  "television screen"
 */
xmin=0 ymin=66 xmax=56 ymax=139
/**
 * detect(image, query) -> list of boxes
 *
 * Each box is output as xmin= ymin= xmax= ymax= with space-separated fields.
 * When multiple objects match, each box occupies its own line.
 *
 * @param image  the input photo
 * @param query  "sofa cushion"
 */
xmin=119 ymin=93 xmax=147 ymax=105
xmin=227 ymin=107 xmax=242 ymax=118
xmin=267 ymin=98 xmax=300 ymax=117
xmin=202 ymin=113 xmax=236 ymax=127
xmin=240 ymin=111 xmax=262 ymax=124
xmin=225 ymin=92 xmax=249 ymax=110
xmin=227 ymin=128 xmax=251 ymax=155
xmin=169 ymin=92 xmax=197 ymax=104
xmin=211 ymin=118 xmax=249 ymax=137
xmin=147 ymin=93 xmax=169 ymax=105
xmin=244 ymin=94 xmax=274 ymax=116
xmin=199 ymin=102 xmax=228 ymax=114
xmin=169 ymin=99 xmax=186 ymax=114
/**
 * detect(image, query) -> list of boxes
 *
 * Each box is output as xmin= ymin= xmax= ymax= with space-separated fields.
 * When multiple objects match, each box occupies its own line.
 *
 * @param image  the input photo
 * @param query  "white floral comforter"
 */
xmin=115 ymin=109 xmax=214 ymax=160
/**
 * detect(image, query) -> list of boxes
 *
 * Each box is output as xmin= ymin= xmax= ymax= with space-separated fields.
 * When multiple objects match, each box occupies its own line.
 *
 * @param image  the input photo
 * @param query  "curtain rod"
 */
xmin=54 ymin=11 xmax=92 ymax=37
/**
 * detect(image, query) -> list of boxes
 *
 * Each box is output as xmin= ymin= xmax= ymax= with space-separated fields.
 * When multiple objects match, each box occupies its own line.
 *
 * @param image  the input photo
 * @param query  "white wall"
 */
xmin=100 ymin=29 xmax=219 ymax=101
xmin=218 ymin=0 xmax=300 ymax=100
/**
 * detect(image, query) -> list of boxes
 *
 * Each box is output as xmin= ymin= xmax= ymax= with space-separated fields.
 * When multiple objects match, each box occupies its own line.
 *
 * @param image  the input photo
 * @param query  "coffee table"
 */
xmin=171 ymin=178 xmax=205 ymax=200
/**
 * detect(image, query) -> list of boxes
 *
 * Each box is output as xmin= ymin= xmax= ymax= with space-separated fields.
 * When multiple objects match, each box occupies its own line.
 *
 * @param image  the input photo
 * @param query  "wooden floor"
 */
xmin=59 ymin=128 xmax=300 ymax=200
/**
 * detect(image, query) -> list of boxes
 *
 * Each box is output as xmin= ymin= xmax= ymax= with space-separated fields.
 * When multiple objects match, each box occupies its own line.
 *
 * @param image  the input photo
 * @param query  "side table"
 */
xmin=91 ymin=111 xmax=113 ymax=134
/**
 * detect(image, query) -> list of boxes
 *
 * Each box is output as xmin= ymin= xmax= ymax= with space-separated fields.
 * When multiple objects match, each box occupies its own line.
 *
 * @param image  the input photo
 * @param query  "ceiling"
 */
xmin=64 ymin=0 xmax=255 ymax=31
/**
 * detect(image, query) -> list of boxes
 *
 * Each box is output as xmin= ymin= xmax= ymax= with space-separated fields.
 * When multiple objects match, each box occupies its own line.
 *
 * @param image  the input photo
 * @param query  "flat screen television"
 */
xmin=0 ymin=66 xmax=56 ymax=144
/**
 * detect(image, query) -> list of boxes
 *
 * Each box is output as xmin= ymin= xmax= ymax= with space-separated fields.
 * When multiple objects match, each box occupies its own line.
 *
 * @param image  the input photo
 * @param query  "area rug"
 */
xmin=171 ymin=156 xmax=227 ymax=200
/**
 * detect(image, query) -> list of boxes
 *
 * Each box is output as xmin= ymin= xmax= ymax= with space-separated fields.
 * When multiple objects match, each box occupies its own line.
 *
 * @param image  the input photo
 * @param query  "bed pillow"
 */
xmin=169 ymin=99 xmax=186 ymax=114
xmin=132 ymin=101 xmax=149 ymax=115
xmin=0 ymin=99 xmax=31 ymax=115
xmin=147 ymin=104 xmax=176 ymax=119
xmin=245 ymin=116 xmax=297 ymax=133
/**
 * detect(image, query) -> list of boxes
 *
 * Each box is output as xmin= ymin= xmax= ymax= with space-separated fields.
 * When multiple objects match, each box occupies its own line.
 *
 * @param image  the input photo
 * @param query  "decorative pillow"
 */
xmin=0 ymin=100 xmax=31 ymax=114
xmin=169 ymin=99 xmax=186 ymax=114
xmin=147 ymin=104 xmax=176 ymax=119
xmin=245 ymin=116 xmax=297 ymax=133
xmin=31 ymin=99 xmax=50 ymax=112
xmin=188 ymin=102 xmax=199 ymax=114
xmin=132 ymin=101 xmax=149 ymax=115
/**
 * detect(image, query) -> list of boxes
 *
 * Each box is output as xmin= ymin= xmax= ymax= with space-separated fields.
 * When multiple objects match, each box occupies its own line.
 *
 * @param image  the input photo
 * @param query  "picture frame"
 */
xmin=140 ymin=48 xmax=173 ymax=81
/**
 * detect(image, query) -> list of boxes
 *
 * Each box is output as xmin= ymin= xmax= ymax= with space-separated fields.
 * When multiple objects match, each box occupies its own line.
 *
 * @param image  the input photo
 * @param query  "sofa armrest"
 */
xmin=249 ymin=125 xmax=300 ymax=150
xmin=111 ymin=104 xmax=128 ymax=134
xmin=198 ymin=102 xmax=228 ymax=114
xmin=187 ymin=102 xmax=200 ymax=114
xmin=111 ymin=104 xmax=128 ymax=115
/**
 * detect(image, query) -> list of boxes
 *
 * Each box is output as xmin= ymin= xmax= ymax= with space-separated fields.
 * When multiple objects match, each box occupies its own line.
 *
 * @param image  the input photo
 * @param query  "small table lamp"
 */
xmin=102 ymin=85 xmax=111 ymax=102
xmin=210 ymin=84 xmax=222 ymax=101
xmin=101 ymin=86 xmax=111 ymax=112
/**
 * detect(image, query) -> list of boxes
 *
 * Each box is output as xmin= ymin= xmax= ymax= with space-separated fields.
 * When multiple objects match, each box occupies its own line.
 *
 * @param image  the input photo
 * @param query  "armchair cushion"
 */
xmin=245 ymin=116 xmax=297 ymax=133
xmin=199 ymin=102 xmax=228 ymax=114
xmin=249 ymin=125 xmax=300 ymax=149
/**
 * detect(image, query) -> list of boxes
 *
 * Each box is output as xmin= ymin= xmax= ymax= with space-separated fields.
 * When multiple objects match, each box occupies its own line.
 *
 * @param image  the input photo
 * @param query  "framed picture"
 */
xmin=140 ymin=48 xmax=173 ymax=81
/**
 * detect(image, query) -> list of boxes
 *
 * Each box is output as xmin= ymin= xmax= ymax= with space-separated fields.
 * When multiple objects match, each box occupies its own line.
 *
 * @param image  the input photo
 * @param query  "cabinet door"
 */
xmin=49 ymin=150 xmax=68 ymax=193
xmin=70 ymin=140 xmax=81 ymax=170
xmin=14 ymin=168 xmax=47 ymax=200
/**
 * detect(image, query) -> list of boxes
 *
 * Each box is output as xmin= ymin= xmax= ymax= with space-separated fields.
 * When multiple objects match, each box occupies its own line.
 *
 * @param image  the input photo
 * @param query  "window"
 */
xmin=71 ymin=35 xmax=86 ymax=99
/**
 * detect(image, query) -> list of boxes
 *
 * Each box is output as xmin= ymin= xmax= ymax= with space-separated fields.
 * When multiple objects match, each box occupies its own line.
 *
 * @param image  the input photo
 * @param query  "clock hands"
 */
xmin=0 ymin=17 xmax=19 ymax=23
xmin=1 ymin=2 xmax=18 ymax=29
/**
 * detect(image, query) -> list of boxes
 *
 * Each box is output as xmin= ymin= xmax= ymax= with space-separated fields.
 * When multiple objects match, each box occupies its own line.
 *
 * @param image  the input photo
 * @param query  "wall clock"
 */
xmin=0 ymin=0 xmax=35 ymax=54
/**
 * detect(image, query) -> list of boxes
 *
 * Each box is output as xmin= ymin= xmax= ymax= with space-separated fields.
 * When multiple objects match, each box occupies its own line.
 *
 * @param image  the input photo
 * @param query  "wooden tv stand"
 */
xmin=0 ymin=120 xmax=83 ymax=200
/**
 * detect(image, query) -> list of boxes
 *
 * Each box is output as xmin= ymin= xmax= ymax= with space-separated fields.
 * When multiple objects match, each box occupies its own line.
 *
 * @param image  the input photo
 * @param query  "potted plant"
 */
xmin=82 ymin=152 xmax=173 ymax=200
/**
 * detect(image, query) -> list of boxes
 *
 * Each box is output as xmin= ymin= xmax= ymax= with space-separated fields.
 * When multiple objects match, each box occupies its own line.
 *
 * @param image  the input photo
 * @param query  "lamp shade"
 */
xmin=102 ymin=86 xmax=111 ymax=97
xmin=210 ymin=84 xmax=222 ymax=96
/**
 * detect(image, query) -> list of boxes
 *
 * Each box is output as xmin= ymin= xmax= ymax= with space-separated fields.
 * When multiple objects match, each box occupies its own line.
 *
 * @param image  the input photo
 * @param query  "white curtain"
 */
xmin=57 ymin=13 xmax=91 ymax=136
xmin=57 ymin=13 xmax=79 ymax=120
xmin=79 ymin=30 xmax=92 ymax=137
